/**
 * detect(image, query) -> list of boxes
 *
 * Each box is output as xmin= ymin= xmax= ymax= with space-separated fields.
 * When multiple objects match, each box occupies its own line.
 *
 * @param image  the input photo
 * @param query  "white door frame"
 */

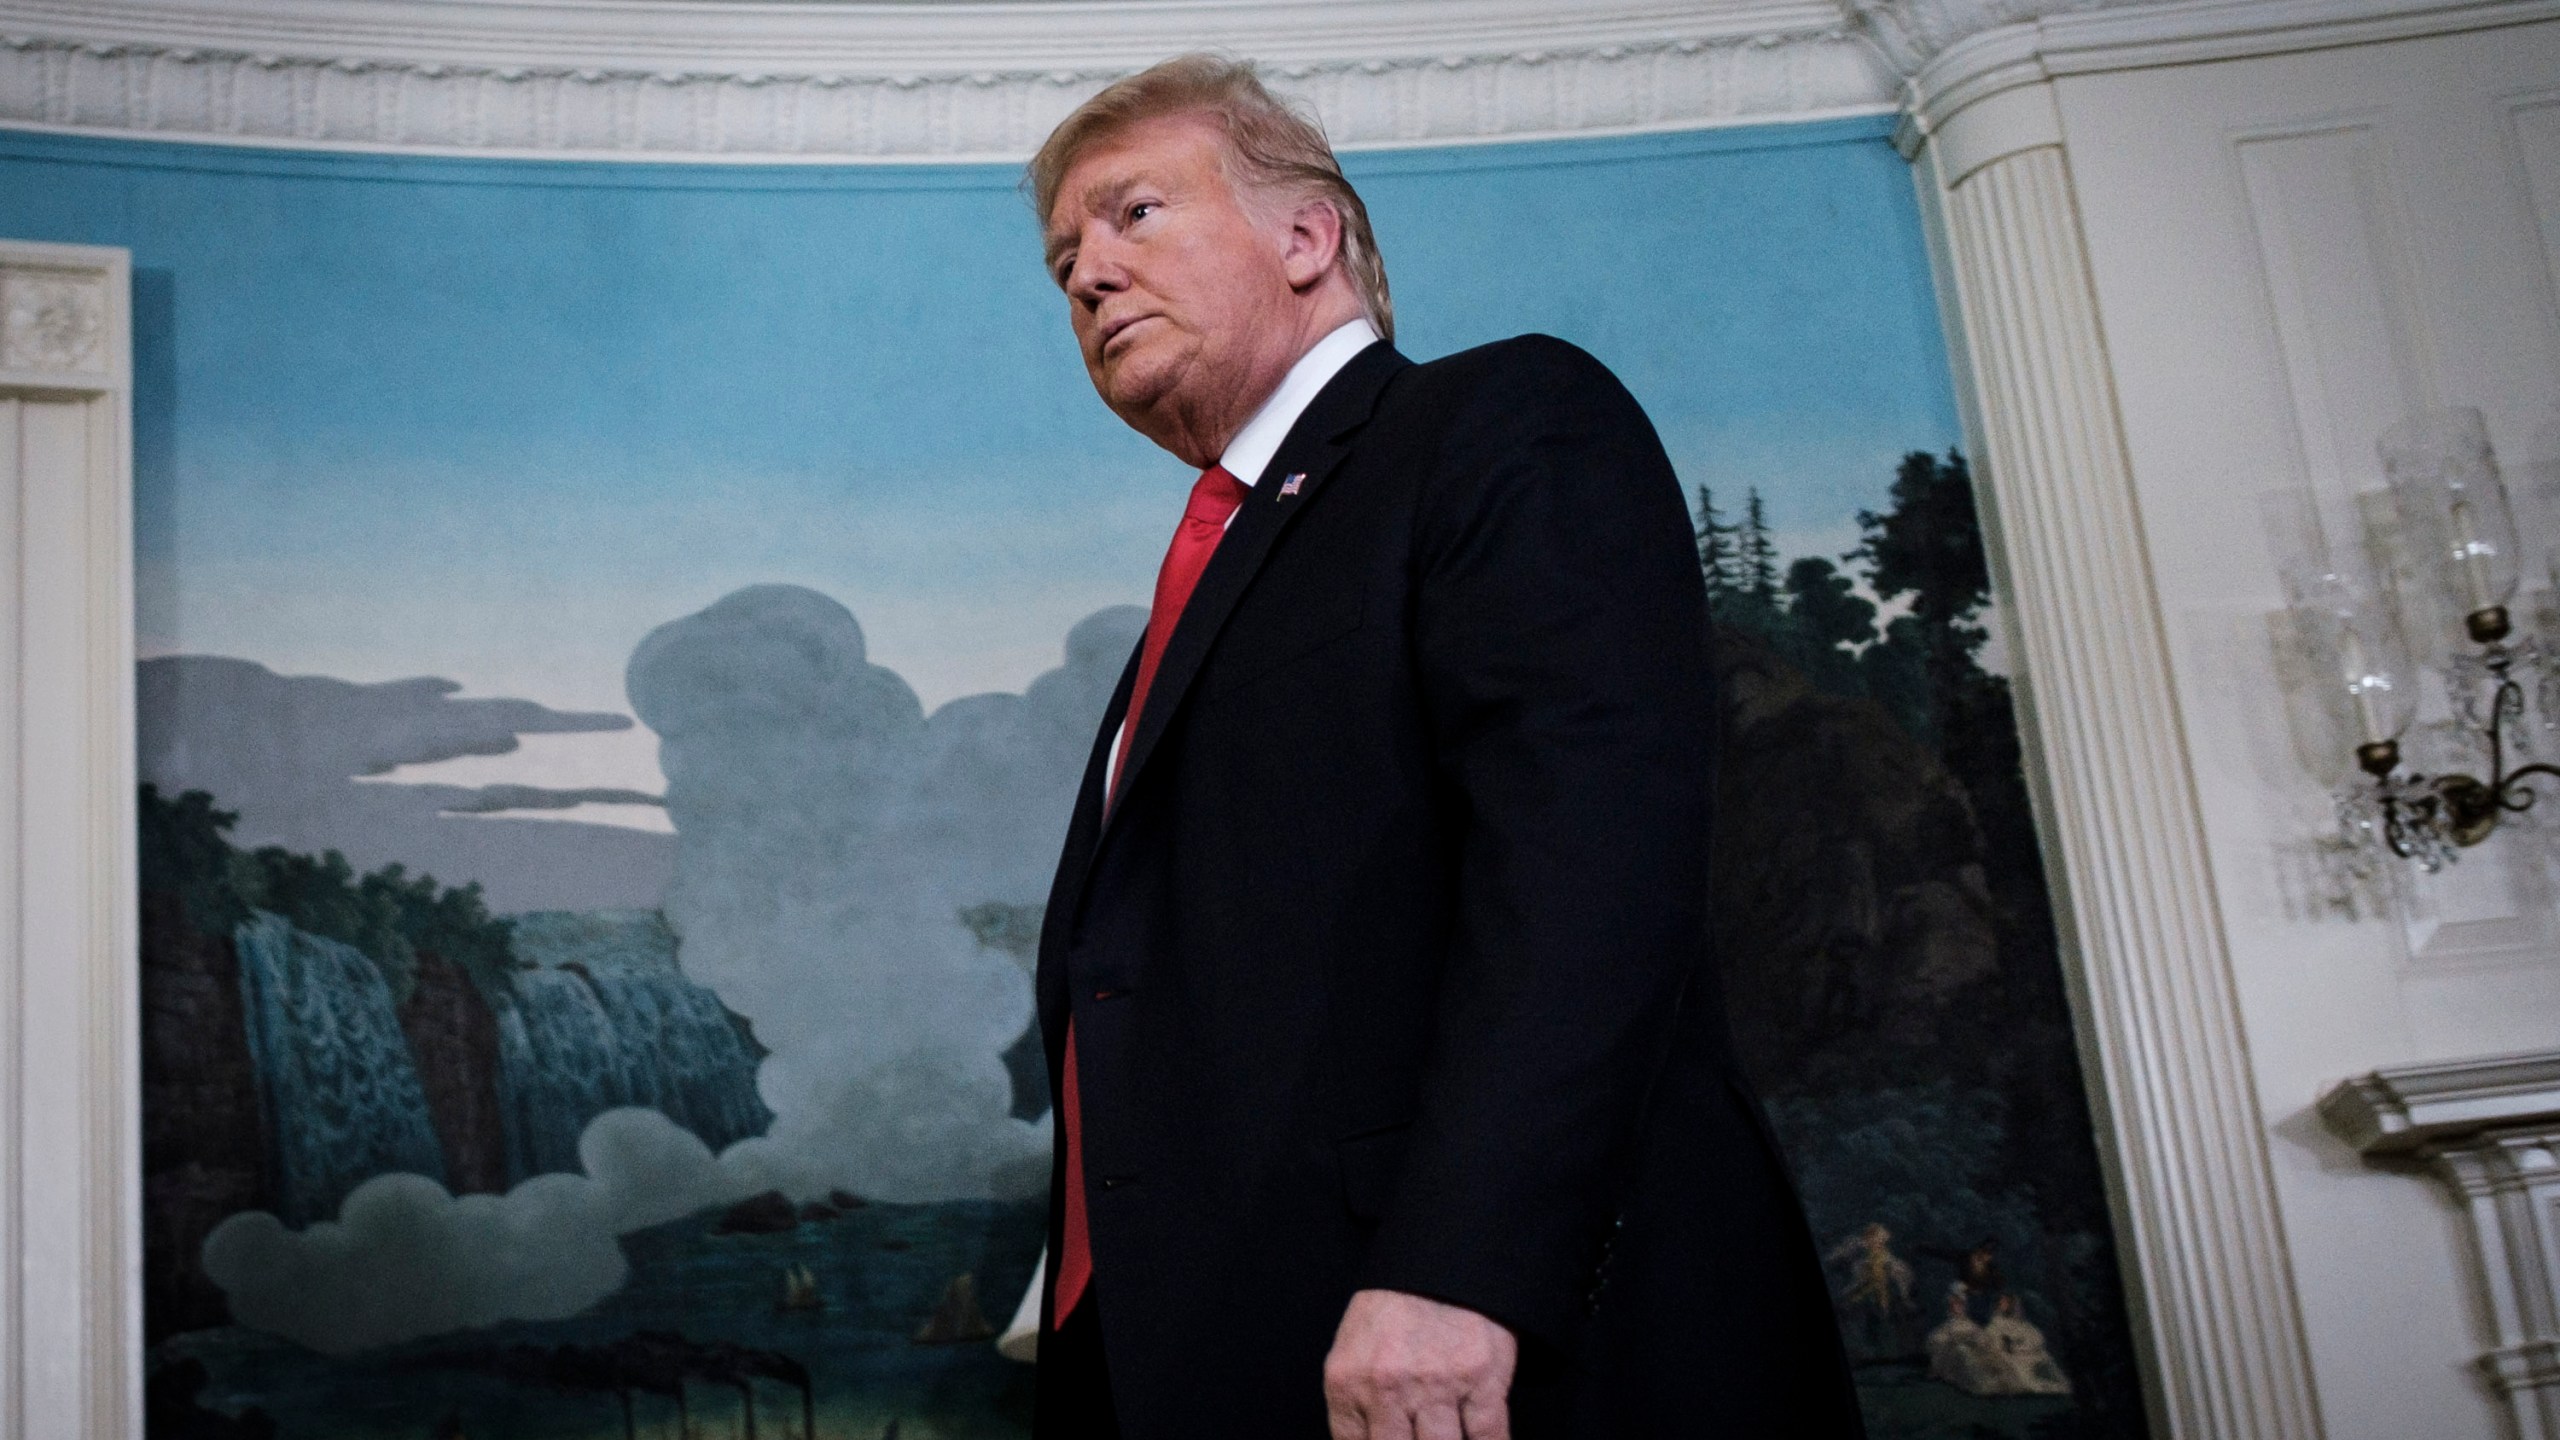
xmin=0 ymin=238 xmax=139 ymax=1440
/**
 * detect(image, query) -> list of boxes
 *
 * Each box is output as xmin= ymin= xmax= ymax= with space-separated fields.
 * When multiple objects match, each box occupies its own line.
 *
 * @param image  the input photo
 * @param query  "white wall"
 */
xmin=1916 ymin=9 xmax=2560 ymax=1437
xmin=2066 ymin=22 xmax=2560 ymax=1438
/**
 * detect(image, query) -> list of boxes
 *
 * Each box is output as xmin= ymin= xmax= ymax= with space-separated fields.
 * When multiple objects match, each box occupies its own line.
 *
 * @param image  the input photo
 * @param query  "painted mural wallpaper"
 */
xmin=0 ymin=113 xmax=2141 ymax=1438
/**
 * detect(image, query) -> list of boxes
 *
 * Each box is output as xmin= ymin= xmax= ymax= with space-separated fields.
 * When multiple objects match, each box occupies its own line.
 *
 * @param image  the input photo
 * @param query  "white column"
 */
xmin=2322 ymin=1054 xmax=2560 ymax=1440
xmin=0 ymin=240 xmax=139 ymax=1440
xmin=1904 ymin=72 xmax=2325 ymax=1440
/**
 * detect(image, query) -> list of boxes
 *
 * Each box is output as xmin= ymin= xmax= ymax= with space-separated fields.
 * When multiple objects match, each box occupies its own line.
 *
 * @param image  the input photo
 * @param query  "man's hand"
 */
xmin=1323 ymin=1288 xmax=1517 ymax=1440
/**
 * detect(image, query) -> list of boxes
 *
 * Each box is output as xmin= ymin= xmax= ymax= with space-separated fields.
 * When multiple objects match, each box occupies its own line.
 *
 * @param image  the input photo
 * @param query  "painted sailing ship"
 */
xmin=777 ymin=1264 xmax=822 ymax=1313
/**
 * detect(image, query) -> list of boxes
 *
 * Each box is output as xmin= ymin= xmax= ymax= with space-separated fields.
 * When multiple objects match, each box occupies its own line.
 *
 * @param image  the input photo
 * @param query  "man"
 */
xmin=1027 ymin=55 xmax=1861 ymax=1439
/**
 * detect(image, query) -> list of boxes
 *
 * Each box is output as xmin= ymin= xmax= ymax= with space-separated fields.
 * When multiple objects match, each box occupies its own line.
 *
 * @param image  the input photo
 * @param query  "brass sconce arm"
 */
xmin=2354 ymin=635 xmax=2558 ymax=862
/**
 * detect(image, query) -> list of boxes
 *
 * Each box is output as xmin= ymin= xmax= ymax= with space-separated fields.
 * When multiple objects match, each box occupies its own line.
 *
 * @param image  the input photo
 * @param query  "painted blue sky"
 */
xmin=0 ymin=116 xmax=1956 ymax=811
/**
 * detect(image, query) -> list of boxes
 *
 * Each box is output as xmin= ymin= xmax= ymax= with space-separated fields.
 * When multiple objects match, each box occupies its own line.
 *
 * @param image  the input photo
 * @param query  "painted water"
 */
xmin=163 ymin=1196 xmax=1045 ymax=1439
xmin=235 ymin=912 xmax=449 ymax=1227
xmin=496 ymin=911 xmax=771 ymax=1184
xmin=150 ymin=790 xmax=1044 ymax=1439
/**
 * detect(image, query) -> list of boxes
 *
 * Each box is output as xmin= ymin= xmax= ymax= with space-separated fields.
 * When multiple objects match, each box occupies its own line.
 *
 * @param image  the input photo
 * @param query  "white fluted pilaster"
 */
xmin=1913 ymin=92 xmax=2325 ymax=1440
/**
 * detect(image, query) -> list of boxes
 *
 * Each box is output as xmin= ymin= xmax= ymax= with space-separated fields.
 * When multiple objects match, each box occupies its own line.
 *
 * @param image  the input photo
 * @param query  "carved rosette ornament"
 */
xmin=0 ymin=267 xmax=106 ymax=374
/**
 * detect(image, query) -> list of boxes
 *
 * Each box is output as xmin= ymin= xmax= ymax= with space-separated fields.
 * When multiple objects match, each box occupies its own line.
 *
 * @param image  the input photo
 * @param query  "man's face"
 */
xmin=1043 ymin=114 xmax=1301 ymax=439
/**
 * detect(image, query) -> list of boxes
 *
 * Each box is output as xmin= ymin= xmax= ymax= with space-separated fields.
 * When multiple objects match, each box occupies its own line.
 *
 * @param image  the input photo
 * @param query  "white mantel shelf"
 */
xmin=2321 ymin=1051 xmax=2560 ymax=1439
xmin=2320 ymin=1051 xmax=2560 ymax=1156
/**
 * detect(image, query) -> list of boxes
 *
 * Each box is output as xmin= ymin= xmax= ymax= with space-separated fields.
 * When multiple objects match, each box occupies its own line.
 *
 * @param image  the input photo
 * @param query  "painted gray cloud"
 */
xmin=138 ymin=655 xmax=671 ymax=912
xmin=203 ymin=1107 xmax=746 ymax=1355
xmin=433 ymin=784 xmax=666 ymax=815
xmin=142 ymin=656 xmax=630 ymax=778
xmin=627 ymin=585 xmax=1144 ymax=1202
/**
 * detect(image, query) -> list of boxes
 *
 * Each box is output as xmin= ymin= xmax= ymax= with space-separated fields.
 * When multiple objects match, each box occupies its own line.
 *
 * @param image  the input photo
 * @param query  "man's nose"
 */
xmin=1067 ymin=237 xmax=1127 ymax=306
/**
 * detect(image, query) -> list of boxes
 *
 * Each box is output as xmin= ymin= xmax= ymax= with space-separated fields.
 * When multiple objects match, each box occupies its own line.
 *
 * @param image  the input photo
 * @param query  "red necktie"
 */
xmin=1055 ymin=464 xmax=1250 ymax=1327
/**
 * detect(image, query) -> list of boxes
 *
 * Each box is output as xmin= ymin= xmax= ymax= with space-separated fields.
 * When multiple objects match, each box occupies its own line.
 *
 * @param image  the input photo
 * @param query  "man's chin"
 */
xmin=1098 ymin=354 xmax=1183 ymax=420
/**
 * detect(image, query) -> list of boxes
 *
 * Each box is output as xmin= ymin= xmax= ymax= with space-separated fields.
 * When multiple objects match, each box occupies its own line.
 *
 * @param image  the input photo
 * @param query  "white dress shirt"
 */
xmin=1216 ymin=316 xmax=1382 ymax=491
xmin=1103 ymin=316 xmax=1383 ymax=796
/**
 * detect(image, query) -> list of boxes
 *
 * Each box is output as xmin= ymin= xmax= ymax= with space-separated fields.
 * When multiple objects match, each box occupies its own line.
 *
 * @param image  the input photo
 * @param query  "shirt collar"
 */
xmin=1217 ymin=317 xmax=1382 ymax=487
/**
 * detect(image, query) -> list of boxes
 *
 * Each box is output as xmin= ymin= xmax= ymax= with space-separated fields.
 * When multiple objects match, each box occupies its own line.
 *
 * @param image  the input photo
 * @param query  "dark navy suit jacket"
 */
xmin=1036 ymin=335 xmax=1863 ymax=1438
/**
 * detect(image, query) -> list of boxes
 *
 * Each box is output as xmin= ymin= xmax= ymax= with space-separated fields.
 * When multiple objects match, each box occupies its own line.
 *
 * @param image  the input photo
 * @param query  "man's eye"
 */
xmin=1054 ymin=257 xmax=1075 ymax=285
xmin=1128 ymin=202 xmax=1158 ymax=223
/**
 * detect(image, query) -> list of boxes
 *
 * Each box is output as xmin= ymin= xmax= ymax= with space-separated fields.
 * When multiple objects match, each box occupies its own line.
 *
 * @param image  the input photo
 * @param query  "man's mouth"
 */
xmin=1099 ymin=314 xmax=1157 ymax=353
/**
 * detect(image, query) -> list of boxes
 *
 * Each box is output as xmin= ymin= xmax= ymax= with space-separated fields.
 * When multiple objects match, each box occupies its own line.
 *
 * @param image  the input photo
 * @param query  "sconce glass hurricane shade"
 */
xmin=2257 ymin=487 xmax=2419 ymax=770
xmin=2290 ymin=588 xmax=2419 ymax=750
xmin=2258 ymin=487 xmax=2348 ymax=607
xmin=2381 ymin=407 xmax=2522 ymax=625
xmin=2537 ymin=417 xmax=2560 ymax=599
xmin=2515 ymin=413 xmax=2560 ymax=596
xmin=2267 ymin=609 xmax=2355 ymax=787
xmin=2324 ymin=599 xmax=2416 ymax=743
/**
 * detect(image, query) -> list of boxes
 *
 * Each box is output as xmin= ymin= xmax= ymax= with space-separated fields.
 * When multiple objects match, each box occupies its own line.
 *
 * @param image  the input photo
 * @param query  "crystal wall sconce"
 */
xmin=2264 ymin=407 xmax=2556 ymax=872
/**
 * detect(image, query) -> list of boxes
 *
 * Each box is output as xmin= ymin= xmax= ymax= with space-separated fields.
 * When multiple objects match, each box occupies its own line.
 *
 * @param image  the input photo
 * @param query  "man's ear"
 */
xmin=1280 ymin=199 xmax=1346 ymax=292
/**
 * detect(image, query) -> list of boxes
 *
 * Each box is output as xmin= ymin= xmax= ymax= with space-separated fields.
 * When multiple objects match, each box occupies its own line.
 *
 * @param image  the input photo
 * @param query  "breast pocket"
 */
xmin=1198 ymin=584 xmax=1368 ymax=704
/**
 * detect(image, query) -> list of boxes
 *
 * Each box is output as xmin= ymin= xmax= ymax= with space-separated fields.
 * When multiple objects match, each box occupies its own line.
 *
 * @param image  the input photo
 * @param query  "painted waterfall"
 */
xmin=0 ymin=109 xmax=2147 ymax=1438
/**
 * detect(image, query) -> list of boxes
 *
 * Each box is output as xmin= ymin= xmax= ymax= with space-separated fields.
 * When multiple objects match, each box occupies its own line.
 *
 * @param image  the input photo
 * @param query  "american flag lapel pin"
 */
xmin=1278 ymin=472 xmax=1306 ymax=498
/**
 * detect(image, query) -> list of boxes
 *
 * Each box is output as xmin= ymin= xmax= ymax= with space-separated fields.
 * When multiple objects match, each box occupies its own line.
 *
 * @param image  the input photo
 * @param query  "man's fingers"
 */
xmin=1330 ymin=1387 xmax=1420 ymax=1440
xmin=1325 ymin=1384 xmax=1369 ymax=1440
xmin=1459 ymin=1387 xmax=1513 ymax=1440
xmin=1412 ymin=1399 xmax=1467 ymax=1440
xmin=1327 ymin=1290 xmax=1515 ymax=1440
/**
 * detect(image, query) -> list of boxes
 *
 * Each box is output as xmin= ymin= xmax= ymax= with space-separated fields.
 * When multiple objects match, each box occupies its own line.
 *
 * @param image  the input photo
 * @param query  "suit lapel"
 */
xmin=1040 ymin=639 xmax=1140 ymax=1014
xmin=1098 ymin=340 xmax=1405 ymax=846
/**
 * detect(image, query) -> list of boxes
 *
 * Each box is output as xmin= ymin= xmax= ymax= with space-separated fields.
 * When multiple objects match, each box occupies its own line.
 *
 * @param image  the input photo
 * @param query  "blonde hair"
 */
xmin=1028 ymin=54 xmax=1394 ymax=343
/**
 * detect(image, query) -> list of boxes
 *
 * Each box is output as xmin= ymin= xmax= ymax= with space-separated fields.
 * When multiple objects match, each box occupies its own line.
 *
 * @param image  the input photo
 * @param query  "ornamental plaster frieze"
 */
xmin=0 ymin=0 xmax=1902 ymax=159
xmin=1844 ymin=0 xmax=2115 ymax=75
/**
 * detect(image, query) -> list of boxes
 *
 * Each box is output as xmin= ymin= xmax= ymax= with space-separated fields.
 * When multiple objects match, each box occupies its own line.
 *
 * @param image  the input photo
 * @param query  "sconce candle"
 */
xmin=2341 ymin=627 xmax=2396 ymax=744
xmin=2449 ymin=499 xmax=2499 ymax=613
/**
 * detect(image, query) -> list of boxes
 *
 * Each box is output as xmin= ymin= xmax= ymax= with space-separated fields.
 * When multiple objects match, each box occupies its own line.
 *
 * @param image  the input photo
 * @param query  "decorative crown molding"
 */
xmin=1893 ymin=0 xmax=2560 ymax=157
xmin=0 ymin=0 xmax=1899 ymax=161
xmin=1845 ymin=0 xmax=2116 ymax=76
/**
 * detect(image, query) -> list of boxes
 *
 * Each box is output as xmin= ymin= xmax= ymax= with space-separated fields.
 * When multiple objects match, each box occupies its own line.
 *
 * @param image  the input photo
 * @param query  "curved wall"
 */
xmin=0 ymin=110 xmax=2156 ymax=1440
xmin=0 ymin=119 xmax=1953 ymax=711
